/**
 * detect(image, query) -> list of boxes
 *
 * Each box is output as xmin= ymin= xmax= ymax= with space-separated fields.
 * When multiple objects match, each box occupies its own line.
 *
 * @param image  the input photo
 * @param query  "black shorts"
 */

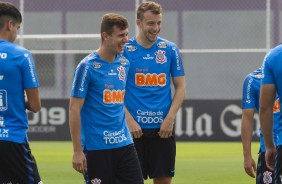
xmin=0 ymin=140 xmax=42 ymax=184
xmin=134 ymin=128 xmax=176 ymax=179
xmin=257 ymin=152 xmax=274 ymax=184
xmin=275 ymin=146 xmax=282 ymax=184
xmin=84 ymin=144 xmax=143 ymax=184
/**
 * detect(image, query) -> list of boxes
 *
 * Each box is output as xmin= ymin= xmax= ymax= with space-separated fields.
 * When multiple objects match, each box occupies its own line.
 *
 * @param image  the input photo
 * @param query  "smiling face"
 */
xmin=137 ymin=10 xmax=162 ymax=44
xmin=104 ymin=25 xmax=129 ymax=55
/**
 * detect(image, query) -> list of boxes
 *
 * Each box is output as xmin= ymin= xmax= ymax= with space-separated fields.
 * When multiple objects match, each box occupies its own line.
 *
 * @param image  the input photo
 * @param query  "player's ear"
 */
xmin=101 ymin=32 xmax=109 ymax=41
xmin=6 ymin=20 xmax=14 ymax=31
xmin=101 ymin=32 xmax=110 ymax=40
xmin=136 ymin=19 xmax=141 ymax=28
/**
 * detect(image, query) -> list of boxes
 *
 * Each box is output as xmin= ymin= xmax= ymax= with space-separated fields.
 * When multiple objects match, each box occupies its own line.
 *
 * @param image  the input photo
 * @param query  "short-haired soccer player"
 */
xmin=0 ymin=2 xmax=42 ymax=184
xmin=241 ymin=67 xmax=280 ymax=184
xmin=123 ymin=1 xmax=186 ymax=184
xmin=69 ymin=13 xmax=144 ymax=184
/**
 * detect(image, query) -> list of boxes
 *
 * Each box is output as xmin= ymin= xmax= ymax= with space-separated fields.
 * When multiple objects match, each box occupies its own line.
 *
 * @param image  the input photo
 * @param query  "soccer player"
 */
xmin=260 ymin=44 xmax=282 ymax=183
xmin=123 ymin=1 xmax=186 ymax=184
xmin=69 ymin=13 xmax=144 ymax=184
xmin=0 ymin=2 xmax=42 ymax=184
xmin=241 ymin=68 xmax=279 ymax=184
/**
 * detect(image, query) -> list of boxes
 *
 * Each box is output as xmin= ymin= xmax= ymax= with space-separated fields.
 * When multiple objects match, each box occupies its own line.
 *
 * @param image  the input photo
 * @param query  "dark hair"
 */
xmin=100 ymin=13 xmax=128 ymax=36
xmin=137 ymin=1 xmax=162 ymax=20
xmin=0 ymin=2 xmax=22 ymax=28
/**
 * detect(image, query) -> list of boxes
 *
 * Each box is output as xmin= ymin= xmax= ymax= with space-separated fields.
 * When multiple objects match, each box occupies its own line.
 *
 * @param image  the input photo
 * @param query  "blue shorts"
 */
xmin=0 ymin=140 xmax=42 ymax=184
xmin=84 ymin=144 xmax=143 ymax=184
xmin=134 ymin=128 xmax=176 ymax=179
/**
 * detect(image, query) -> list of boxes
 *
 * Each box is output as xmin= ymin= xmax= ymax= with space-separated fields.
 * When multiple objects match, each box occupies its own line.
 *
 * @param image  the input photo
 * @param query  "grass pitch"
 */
xmin=30 ymin=141 xmax=259 ymax=184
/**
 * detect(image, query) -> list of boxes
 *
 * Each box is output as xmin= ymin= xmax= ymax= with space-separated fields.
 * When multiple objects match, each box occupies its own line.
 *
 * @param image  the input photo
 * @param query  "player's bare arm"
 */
xmin=259 ymin=84 xmax=276 ymax=170
xmin=25 ymin=88 xmax=41 ymax=113
xmin=69 ymin=97 xmax=87 ymax=174
xmin=159 ymin=76 xmax=186 ymax=138
xmin=125 ymin=106 xmax=143 ymax=139
xmin=241 ymin=108 xmax=256 ymax=178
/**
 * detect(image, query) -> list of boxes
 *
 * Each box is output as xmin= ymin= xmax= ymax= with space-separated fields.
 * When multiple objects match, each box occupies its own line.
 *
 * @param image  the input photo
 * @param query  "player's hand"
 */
xmin=72 ymin=151 xmax=87 ymax=174
xmin=243 ymin=156 xmax=256 ymax=178
xmin=159 ymin=118 xmax=174 ymax=138
xmin=127 ymin=120 xmax=143 ymax=139
xmin=265 ymin=148 xmax=276 ymax=171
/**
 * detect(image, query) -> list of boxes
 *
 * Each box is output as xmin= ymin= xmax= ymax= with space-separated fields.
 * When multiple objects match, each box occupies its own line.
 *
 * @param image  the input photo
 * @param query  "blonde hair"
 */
xmin=137 ymin=1 xmax=162 ymax=20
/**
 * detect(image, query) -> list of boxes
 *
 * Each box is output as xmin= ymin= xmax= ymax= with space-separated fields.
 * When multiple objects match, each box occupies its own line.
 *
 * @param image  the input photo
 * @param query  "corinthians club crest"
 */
xmin=155 ymin=50 xmax=167 ymax=64
xmin=117 ymin=66 xmax=126 ymax=81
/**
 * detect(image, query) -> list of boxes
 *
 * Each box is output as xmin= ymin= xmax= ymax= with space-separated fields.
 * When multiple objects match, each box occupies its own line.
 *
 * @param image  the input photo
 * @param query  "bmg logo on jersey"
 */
xmin=135 ymin=73 xmax=166 ymax=86
xmin=0 ymin=90 xmax=8 ymax=111
xmin=103 ymin=89 xmax=125 ymax=104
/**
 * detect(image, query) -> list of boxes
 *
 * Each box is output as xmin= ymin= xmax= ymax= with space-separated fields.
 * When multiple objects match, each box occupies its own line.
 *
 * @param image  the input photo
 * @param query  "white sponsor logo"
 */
xmin=103 ymin=129 xmax=127 ymax=144
xmin=25 ymin=54 xmax=36 ymax=83
xmin=0 ymin=75 xmax=3 ymax=80
xmin=136 ymin=110 xmax=164 ymax=124
xmin=119 ymin=56 xmax=127 ymax=65
xmin=126 ymin=45 xmax=137 ymax=51
xmin=80 ymin=66 xmax=89 ymax=92
xmin=0 ymin=116 xmax=4 ymax=127
xmin=143 ymin=54 xmax=154 ymax=60
xmin=246 ymin=78 xmax=253 ymax=104
xmin=157 ymin=42 xmax=168 ymax=48
xmin=0 ymin=53 xmax=7 ymax=59
xmin=0 ymin=129 xmax=9 ymax=138
xmin=108 ymin=69 xmax=117 ymax=76
xmin=0 ymin=90 xmax=8 ymax=111
xmin=93 ymin=62 xmax=101 ymax=69
xmin=255 ymin=73 xmax=264 ymax=79
xmin=173 ymin=47 xmax=181 ymax=70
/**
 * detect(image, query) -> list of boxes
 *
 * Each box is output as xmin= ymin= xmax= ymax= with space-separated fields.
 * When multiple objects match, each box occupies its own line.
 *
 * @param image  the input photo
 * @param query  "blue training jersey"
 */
xmin=71 ymin=51 xmax=133 ymax=150
xmin=262 ymin=44 xmax=282 ymax=146
xmin=123 ymin=37 xmax=185 ymax=129
xmin=242 ymin=68 xmax=280 ymax=152
xmin=0 ymin=40 xmax=39 ymax=143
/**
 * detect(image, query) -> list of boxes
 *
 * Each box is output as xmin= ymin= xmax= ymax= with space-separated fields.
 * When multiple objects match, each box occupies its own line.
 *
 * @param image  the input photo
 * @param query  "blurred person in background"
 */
xmin=69 ymin=13 xmax=143 ymax=184
xmin=260 ymin=44 xmax=282 ymax=184
xmin=241 ymin=67 xmax=280 ymax=184
xmin=0 ymin=2 xmax=42 ymax=184
xmin=123 ymin=1 xmax=186 ymax=184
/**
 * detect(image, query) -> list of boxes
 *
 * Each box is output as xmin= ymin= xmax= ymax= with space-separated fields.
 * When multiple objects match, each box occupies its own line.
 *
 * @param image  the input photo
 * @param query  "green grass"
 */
xmin=30 ymin=141 xmax=260 ymax=184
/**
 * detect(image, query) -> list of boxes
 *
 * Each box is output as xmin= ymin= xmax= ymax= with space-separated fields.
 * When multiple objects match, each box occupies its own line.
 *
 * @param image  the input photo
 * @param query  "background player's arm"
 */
xmin=69 ymin=97 xmax=87 ymax=174
xmin=125 ymin=106 xmax=143 ymax=139
xmin=159 ymin=76 xmax=186 ymax=138
xmin=241 ymin=108 xmax=256 ymax=178
xmin=260 ymin=84 xmax=276 ymax=170
xmin=25 ymin=88 xmax=41 ymax=113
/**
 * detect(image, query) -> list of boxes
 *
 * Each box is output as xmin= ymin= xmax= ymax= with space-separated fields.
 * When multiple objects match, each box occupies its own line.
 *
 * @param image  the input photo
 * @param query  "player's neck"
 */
xmin=136 ymin=34 xmax=155 ymax=49
xmin=0 ymin=32 xmax=11 ymax=42
xmin=97 ymin=47 xmax=116 ymax=63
